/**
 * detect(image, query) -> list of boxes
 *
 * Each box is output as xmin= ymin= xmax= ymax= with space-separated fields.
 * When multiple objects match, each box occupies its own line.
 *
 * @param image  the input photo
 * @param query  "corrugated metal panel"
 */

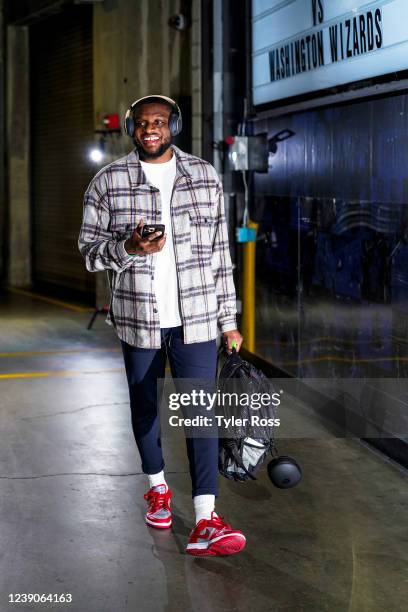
xmin=30 ymin=5 xmax=95 ymax=296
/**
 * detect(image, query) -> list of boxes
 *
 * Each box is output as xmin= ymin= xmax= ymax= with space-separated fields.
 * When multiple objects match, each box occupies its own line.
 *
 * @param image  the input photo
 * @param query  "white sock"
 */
xmin=194 ymin=494 xmax=215 ymax=524
xmin=148 ymin=471 xmax=167 ymax=490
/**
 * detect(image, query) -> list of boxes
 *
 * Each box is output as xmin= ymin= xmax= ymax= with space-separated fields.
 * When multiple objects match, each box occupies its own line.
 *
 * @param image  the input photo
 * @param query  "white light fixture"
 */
xmin=89 ymin=147 xmax=104 ymax=163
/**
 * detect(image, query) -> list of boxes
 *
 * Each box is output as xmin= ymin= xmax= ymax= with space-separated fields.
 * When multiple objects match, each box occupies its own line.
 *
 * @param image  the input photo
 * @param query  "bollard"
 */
xmin=241 ymin=220 xmax=258 ymax=352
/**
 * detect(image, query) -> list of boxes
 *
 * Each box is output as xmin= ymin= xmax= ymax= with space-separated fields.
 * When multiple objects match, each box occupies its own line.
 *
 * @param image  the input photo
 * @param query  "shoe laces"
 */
xmin=204 ymin=511 xmax=232 ymax=532
xmin=144 ymin=487 xmax=172 ymax=513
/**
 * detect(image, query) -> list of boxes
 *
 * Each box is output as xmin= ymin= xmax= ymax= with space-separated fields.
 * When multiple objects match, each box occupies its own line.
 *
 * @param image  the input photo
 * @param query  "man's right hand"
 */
xmin=124 ymin=219 xmax=166 ymax=255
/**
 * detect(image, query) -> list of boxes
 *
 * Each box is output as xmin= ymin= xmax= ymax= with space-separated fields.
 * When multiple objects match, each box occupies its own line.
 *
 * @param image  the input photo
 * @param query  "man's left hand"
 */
xmin=223 ymin=329 xmax=243 ymax=353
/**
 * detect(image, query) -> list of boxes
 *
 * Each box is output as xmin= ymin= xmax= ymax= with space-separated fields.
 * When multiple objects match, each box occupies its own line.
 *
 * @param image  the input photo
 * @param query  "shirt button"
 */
xmin=151 ymin=275 xmax=154 ymax=280
xmin=153 ymin=308 xmax=158 ymax=313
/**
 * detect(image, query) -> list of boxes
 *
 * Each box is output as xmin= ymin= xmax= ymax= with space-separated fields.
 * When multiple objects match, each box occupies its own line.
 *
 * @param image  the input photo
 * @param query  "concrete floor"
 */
xmin=0 ymin=288 xmax=407 ymax=612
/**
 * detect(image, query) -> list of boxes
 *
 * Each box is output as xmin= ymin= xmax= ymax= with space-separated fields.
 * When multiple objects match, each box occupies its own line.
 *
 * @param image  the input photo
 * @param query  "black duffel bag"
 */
xmin=217 ymin=347 xmax=277 ymax=482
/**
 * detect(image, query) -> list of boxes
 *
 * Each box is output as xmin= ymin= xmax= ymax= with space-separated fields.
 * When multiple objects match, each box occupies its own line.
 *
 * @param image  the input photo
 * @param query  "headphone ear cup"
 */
xmin=169 ymin=113 xmax=177 ymax=136
xmin=125 ymin=115 xmax=134 ymax=137
xmin=169 ymin=111 xmax=182 ymax=136
xmin=175 ymin=113 xmax=182 ymax=135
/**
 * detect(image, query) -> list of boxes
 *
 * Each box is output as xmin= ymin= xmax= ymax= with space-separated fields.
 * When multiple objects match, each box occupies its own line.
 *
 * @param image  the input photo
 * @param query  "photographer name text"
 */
xmin=169 ymin=415 xmax=280 ymax=427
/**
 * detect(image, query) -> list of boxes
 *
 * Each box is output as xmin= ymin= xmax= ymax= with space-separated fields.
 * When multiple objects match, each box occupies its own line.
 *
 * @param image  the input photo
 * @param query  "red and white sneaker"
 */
xmin=143 ymin=484 xmax=172 ymax=529
xmin=186 ymin=512 xmax=246 ymax=556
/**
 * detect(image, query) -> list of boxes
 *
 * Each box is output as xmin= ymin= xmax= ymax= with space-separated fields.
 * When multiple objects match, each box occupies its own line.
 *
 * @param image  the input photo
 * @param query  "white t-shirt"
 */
xmin=140 ymin=154 xmax=182 ymax=328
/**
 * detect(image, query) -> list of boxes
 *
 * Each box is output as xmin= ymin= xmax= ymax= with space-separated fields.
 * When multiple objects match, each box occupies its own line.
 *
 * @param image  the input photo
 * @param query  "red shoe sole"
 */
xmin=187 ymin=535 xmax=246 ymax=556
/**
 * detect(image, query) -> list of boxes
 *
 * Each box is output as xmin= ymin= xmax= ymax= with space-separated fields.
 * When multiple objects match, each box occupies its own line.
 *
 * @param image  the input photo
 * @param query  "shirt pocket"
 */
xmin=188 ymin=209 xmax=214 ymax=259
xmin=110 ymin=204 xmax=157 ymax=239
xmin=109 ymin=212 xmax=133 ymax=241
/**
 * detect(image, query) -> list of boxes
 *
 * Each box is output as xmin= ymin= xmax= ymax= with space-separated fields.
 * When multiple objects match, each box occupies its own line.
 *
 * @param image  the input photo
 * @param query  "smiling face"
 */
xmin=132 ymin=102 xmax=173 ymax=162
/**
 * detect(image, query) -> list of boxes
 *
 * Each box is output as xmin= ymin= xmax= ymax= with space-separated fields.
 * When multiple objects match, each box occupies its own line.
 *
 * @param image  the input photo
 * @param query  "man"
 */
xmin=78 ymin=95 xmax=245 ymax=556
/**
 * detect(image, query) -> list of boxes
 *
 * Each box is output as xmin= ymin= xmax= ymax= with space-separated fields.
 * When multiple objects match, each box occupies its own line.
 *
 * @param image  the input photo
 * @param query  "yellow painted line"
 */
xmin=0 ymin=372 xmax=52 ymax=379
xmin=0 ymin=368 xmax=124 ymax=380
xmin=0 ymin=348 xmax=121 ymax=358
xmin=0 ymin=366 xmax=171 ymax=380
xmin=7 ymin=287 xmax=94 ymax=313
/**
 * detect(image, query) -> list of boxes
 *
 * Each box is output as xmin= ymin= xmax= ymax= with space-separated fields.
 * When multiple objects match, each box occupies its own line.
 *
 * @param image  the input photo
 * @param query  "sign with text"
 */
xmin=252 ymin=0 xmax=408 ymax=106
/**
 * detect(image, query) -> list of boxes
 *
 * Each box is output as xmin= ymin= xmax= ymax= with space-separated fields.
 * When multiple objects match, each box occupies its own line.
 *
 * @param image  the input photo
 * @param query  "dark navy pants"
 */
xmin=121 ymin=326 xmax=218 ymax=497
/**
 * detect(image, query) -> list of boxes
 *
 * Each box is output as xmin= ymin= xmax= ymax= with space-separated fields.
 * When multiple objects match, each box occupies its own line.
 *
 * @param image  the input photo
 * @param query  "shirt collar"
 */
xmin=126 ymin=144 xmax=192 ymax=188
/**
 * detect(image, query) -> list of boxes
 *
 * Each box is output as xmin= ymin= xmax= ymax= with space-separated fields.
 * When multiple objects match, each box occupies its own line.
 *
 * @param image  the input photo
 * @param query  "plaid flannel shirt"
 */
xmin=78 ymin=145 xmax=237 ymax=348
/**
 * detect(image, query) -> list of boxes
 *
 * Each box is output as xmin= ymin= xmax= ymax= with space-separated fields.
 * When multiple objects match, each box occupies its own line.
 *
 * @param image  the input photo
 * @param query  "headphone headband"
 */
xmin=129 ymin=94 xmax=179 ymax=114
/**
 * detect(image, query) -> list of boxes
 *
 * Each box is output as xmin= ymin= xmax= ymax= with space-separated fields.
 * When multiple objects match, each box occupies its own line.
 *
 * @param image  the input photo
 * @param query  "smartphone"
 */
xmin=141 ymin=224 xmax=165 ymax=241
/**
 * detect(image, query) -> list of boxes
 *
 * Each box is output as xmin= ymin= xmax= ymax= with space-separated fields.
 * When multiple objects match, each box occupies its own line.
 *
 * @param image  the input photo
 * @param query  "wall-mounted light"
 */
xmin=89 ymin=145 xmax=104 ymax=164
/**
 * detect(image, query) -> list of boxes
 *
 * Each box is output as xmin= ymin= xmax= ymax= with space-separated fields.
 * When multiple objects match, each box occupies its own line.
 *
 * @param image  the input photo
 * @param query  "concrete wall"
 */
xmin=92 ymin=0 xmax=194 ymax=304
xmin=4 ymin=0 xmax=196 ymax=295
xmin=191 ymin=0 xmax=202 ymax=157
xmin=93 ymin=0 xmax=192 ymax=158
xmin=7 ymin=25 xmax=30 ymax=286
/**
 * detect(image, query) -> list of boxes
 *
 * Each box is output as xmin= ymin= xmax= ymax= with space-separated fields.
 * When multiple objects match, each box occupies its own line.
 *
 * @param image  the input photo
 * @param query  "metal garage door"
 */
xmin=30 ymin=4 xmax=95 ymax=299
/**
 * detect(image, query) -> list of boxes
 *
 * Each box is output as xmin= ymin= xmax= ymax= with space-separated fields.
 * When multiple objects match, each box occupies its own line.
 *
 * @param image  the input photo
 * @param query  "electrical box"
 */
xmin=227 ymin=135 xmax=268 ymax=172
